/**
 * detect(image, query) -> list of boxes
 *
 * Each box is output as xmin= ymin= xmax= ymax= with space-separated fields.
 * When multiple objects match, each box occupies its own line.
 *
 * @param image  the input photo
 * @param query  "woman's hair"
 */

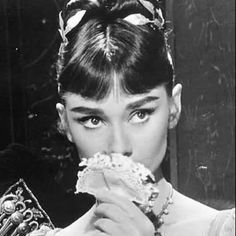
xmin=57 ymin=0 xmax=174 ymax=100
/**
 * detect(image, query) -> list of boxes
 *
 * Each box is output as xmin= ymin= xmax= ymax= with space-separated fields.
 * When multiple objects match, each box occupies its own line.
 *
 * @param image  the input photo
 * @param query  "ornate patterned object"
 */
xmin=0 ymin=179 xmax=54 ymax=236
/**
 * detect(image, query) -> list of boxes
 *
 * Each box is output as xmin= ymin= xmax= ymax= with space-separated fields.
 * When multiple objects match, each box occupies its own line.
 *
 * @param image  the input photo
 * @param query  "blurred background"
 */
xmin=0 ymin=0 xmax=235 ymax=217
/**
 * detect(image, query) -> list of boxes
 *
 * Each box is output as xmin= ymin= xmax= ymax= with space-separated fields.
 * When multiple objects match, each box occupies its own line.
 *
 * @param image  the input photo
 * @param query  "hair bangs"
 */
xmin=58 ymin=13 xmax=174 ymax=100
xmin=59 ymin=59 xmax=115 ymax=100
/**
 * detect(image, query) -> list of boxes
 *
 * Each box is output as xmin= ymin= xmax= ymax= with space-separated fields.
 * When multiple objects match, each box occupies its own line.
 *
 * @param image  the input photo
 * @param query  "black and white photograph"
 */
xmin=0 ymin=0 xmax=235 ymax=235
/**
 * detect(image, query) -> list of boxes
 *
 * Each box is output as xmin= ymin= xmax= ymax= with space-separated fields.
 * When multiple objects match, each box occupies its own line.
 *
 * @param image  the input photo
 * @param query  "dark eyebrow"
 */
xmin=126 ymin=96 xmax=159 ymax=110
xmin=70 ymin=96 xmax=159 ymax=114
xmin=70 ymin=107 xmax=105 ymax=116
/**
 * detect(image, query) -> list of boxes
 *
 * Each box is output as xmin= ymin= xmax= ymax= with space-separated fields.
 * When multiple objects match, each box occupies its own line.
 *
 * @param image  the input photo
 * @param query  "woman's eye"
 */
xmin=77 ymin=117 xmax=103 ymax=129
xmin=130 ymin=110 xmax=150 ymax=124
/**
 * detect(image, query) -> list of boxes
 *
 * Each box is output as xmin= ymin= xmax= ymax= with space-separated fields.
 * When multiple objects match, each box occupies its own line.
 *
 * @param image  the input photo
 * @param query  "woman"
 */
xmin=1 ymin=0 xmax=234 ymax=235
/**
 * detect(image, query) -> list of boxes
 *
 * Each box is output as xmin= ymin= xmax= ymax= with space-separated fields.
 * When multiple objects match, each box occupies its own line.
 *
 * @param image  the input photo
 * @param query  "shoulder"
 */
xmin=165 ymin=191 xmax=235 ymax=236
xmin=171 ymin=190 xmax=218 ymax=220
xmin=208 ymin=208 xmax=235 ymax=236
xmin=163 ymin=190 xmax=219 ymax=235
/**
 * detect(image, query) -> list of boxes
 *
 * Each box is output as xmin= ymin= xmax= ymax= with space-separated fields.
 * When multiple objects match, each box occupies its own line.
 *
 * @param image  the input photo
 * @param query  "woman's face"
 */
xmin=57 ymin=84 xmax=182 ymax=173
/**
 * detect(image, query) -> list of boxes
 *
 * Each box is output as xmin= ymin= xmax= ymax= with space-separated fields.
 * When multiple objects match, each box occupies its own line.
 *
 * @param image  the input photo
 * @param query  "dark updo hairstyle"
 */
xmin=57 ymin=0 xmax=174 ymax=100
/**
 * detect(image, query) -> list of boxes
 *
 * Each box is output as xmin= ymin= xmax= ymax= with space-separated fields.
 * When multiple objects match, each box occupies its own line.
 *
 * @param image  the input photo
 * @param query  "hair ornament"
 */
xmin=67 ymin=0 xmax=100 ymax=7
xmin=58 ymin=12 xmax=67 ymax=45
xmin=58 ymin=0 xmax=165 ymax=44
xmin=138 ymin=0 xmax=164 ymax=29
xmin=58 ymin=10 xmax=86 ymax=44
xmin=138 ymin=0 xmax=156 ymax=15
xmin=58 ymin=8 xmax=86 ymax=85
xmin=66 ymin=0 xmax=78 ymax=7
xmin=123 ymin=12 xmax=163 ymax=28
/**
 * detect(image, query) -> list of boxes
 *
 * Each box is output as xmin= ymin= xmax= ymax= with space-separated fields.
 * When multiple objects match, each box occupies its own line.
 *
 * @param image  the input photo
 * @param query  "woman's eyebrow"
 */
xmin=70 ymin=106 xmax=105 ymax=116
xmin=126 ymin=96 xmax=159 ymax=110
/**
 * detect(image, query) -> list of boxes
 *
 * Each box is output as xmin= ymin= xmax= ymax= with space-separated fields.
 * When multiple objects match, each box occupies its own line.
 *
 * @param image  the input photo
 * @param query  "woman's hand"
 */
xmin=93 ymin=191 xmax=155 ymax=236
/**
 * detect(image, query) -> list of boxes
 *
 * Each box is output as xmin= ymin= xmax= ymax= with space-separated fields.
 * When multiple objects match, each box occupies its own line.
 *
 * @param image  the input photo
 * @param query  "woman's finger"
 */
xmin=94 ymin=218 xmax=119 ymax=235
xmin=96 ymin=190 xmax=142 ymax=216
xmin=95 ymin=191 xmax=155 ymax=235
xmin=95 ymin=202 xmax=127 ymax=223
xmin=90 ymin=229 xmax=109 ymax=236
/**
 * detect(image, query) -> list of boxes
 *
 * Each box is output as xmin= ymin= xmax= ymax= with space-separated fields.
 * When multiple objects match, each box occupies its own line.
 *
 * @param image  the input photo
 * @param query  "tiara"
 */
xmin=58 ymin=0 xmax=165 ymax=44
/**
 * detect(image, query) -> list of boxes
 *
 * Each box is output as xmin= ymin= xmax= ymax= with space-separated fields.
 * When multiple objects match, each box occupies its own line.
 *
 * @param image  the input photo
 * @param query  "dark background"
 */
xmin=0 ymin=0 xmax=235 ymax=216
xmin=174 ymin=0 xmax=235 ymax=209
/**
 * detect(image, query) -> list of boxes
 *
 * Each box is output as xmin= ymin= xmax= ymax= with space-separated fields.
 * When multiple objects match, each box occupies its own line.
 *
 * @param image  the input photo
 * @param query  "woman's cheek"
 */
xmin=132 ymin=116 xmax=168 ymax=165
xmin=71 ymin=127 xmax=108 ymax=158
